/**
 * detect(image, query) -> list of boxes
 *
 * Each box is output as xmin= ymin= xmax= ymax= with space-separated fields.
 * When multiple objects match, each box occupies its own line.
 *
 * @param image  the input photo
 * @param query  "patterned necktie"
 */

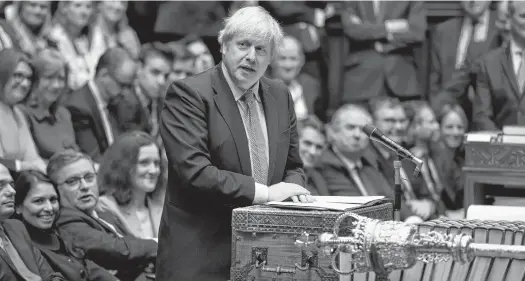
xmin=240 ymin=90 xmax=268 ymax=185
xmin=348 ymin=166 xmax=369 ymax=196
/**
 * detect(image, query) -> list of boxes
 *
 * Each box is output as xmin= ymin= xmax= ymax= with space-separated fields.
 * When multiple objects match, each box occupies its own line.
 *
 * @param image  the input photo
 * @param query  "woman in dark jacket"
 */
xmin=13 ymin=171 xmax=116 ymax=281
xmin=434 ymin=103 xmax=468 ymax=212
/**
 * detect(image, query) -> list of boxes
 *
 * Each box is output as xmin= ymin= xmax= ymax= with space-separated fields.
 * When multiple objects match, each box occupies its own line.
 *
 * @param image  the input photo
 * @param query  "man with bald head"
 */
xmin=270 ymin=35 xmax=321 ymax=120
xmin=66 ymin=47 xmax=138 ymax=161
xmin=0 ymin=163 xmax=65 ymax=280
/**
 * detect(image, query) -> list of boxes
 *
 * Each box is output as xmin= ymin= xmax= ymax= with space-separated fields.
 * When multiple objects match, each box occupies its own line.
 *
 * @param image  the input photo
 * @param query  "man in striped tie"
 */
xmin=158 ymin=6 xmax=312 ymax=281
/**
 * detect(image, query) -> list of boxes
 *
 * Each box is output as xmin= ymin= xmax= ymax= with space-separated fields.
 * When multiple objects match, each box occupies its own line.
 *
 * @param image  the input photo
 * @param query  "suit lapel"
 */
xmin=500 ymin=45 xmax=521 ymax=100
xmin=259 ymin=78 xmax=278 ymax=184
xmin=1 ymin=223 xmax=32 ymax=280
xmin=85 ymin=84 xmax=110 ymax=151
xmin=212 ymin=66 xmax=252 ymax=176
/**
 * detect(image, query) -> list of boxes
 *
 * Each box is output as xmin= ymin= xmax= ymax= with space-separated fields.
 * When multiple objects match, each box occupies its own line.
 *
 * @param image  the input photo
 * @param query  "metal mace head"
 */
xmin=295 ymin=213 xmax=525 ymax=276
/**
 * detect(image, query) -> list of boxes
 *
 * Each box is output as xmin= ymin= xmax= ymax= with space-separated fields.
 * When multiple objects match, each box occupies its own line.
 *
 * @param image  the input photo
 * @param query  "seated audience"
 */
xmin=93 ymin=0 xmax=141 ymax=60
xmin=48 ymin=150 xmax=158 ymax=280
xmin=14 ymin=170 xmax=117 ymax=281
xmin=368 ymin=97 xmax=436 ymax=222
xmin=270 ymin=35 xmax=320 ymax=121
xmin=473 ymin=1 xmax=525 ymax=130
xmin=404 ymin=101 xmax=444 ymax=218
xmin=0 ymin=49 xmax=46 ymax=174
xmin=48 ymin=1 xmax=105 ymax=91
xmin=435 ymin=104 xmax=468 ymax=213
xmin=21 ymin=49 xmax=79 ymax=160
xmin=313 ymin=105 xmax=400 ymax=206
xmin=0 ymin=163 xmax=65 ymax=281
xmin=97 ymin=131 xmax=164 ymax=240
xmin=66 ymin=47 xmax=137 ymax=162
xmin=6 ymin=1 xmax=55 ymax=57
xmin=297 ymin=115 xmax=327 ymax=195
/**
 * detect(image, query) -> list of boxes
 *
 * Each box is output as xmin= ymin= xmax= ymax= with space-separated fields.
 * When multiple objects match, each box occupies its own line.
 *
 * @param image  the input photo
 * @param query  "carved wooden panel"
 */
xmin=465 ymin=143 xmax=525 ymax=171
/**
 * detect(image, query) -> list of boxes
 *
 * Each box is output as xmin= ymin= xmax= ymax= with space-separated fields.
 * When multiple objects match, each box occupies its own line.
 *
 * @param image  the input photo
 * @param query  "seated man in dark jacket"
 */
xmin=47 ymin=150 xmax=158 ymax=280
xmin=0 ymin=163 xmax=65 ymax=281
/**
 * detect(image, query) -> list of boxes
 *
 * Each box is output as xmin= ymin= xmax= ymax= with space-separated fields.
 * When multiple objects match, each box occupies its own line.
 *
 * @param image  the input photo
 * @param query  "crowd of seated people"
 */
xmin=0 ymin=0 xmax=522 ymax=279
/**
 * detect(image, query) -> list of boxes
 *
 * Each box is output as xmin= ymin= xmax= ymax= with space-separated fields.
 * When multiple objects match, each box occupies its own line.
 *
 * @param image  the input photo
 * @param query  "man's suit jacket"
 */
xmin=473 ymin=44 xmax=525 ymax=130
xmin=0 ymin=219 xmax=64 ymax=281
xmin=157 ymin=64 xmax=305 ymax=281
xmin=340 ymin=1 xmax=426 ymax=103
xmin=430 ymin=10 xmax=503 ymax=119
xmin=66 ymin=84 xmax=120 ymax=162
xmin=55 ymin=207 xmax=157 ymax=279
xmin=297 ymin=72 xmax=321 ymax=116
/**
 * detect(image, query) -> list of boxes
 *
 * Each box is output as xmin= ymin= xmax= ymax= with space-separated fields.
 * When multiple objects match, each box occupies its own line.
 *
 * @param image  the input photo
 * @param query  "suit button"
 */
xmin=68 ymin=259 xmax=72 ymax=262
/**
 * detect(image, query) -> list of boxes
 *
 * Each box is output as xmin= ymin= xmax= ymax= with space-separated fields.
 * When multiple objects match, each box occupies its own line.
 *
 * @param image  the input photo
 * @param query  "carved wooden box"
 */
xmin=465 ymin=141 xmax=525 ymax=171
xmin=230 ymin=203 xmax=393 ymax=281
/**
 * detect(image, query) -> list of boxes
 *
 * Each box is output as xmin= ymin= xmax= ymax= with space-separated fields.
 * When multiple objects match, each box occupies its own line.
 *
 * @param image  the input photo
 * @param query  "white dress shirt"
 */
xmin=455 ymin=10 xmax=490 ymax=69
xmin=221 ymin=63 xmax=270 ymax=203
xmin=288 ymin=79 xmax=308 ymax=120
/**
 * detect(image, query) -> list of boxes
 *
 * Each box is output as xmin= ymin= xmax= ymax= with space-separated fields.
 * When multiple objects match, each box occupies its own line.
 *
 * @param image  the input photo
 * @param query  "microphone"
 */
xmin=362 ymin=124 xmax=423 ymax=178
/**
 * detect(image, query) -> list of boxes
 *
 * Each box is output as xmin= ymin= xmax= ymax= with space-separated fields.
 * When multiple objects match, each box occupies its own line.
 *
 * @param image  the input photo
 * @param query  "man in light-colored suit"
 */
xmin=157 ymin=6 xmax=312 ymax=281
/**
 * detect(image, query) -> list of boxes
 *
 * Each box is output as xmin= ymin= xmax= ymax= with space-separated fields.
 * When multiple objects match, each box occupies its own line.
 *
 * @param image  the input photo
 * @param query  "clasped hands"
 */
xmin=267 ymin=182 xmax=315 ymax=203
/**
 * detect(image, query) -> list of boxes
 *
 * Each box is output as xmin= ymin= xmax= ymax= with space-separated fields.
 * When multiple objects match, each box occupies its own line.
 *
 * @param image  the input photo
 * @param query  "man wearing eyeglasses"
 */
xmin=0 ymin=163 xmax=66 ymax=280
xmin=66 ymin=47 xmax=137 ymax=162
xmin=48 ymin=150 xmax=157 ymax=281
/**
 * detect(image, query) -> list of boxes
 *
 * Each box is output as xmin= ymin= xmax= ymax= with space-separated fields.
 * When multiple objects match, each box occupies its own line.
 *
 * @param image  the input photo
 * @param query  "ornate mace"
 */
xmin=295 ymin=213 xmax=525 ymax=281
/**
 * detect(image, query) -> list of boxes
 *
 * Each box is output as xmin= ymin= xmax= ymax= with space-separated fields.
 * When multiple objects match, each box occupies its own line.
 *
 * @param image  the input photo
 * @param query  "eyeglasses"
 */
xmin=58 ymin=173 xmax=97 ymax=189
xmin=12 ymin=72 xmax=32 ymax=83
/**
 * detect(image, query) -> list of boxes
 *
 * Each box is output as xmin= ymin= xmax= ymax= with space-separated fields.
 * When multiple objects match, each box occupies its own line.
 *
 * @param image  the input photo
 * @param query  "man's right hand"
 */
xmin=268 ymin=182 xmax=313 ymax=203
xmin=385 ymin=19 xmax=409 ymax=33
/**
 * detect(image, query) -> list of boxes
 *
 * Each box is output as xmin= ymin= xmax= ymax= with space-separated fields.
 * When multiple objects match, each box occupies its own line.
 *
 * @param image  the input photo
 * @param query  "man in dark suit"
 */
xmin=116 ymin=42 xmax=173 ymax=141
xmin=430 ymin=1 xmax=503 ymax=123
xmin=66 ymin=48 xmax=137 ymax=162
xmin=157 ymin=7 xmax=312 ymax=281
xmin=338 ymin=1 xmax=426 ymax=106
xmin=367 ymin=97 xmax=436 ymax=222
xmin=473 ymin=1 xmax=525 ymax=130
xmin=0 ymin=163 xmax=65 ymax=281
xmin=47 ymin=150 xmax=157 ymax=280
xmin=269 ymin=35 xmax=321 ymax=121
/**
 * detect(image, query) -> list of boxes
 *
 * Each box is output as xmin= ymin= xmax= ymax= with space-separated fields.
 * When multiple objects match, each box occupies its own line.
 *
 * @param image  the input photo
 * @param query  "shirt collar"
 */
xmin=134 ymin=81 xmax=151 ymax=108
xmin=332 ymin=146 xmax=363 ymax=170
xmin=221 ymin=62 xmax=260 ymax=102
xmin=466 ymin=9 xmax=489 ymax=25
xmin=26 ymin=105 xmax=54 ymax=122
xmin=511 ymin=38 xmax=524 ymax=56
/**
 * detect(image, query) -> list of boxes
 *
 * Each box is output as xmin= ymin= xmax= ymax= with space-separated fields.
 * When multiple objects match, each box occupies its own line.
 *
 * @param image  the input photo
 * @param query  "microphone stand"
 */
xmin=393 ymin=155 xmax=403 ymax=221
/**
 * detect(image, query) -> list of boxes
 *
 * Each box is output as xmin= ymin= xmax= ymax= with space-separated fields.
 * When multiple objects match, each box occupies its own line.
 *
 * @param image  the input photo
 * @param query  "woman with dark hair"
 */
xmin=20 ymin=48 xmax=79 ymax=160
xmin=97 ymin=131 xmax=165 ymax=240
xmin=14 ymin=170 xmax=117 ymax=281
xmin=435 ymin=103 xmax=468 ymax=213
xmin=0 ymin=48 xmax=46 ymax=174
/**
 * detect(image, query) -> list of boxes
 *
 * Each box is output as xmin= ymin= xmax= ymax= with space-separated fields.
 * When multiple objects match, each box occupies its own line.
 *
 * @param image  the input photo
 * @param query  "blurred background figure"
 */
xmin=0 ymin=48 xmax=46 ymax=174
xmin=21 ymin=49 xmax=79 ymax=161
xmin=270 ymin=35 xmax=320 ymax=121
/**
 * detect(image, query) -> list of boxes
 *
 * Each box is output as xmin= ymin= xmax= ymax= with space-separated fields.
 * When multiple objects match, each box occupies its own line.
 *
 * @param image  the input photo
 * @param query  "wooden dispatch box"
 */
xmin=230 ymin=202 xmax=393 ymax=281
